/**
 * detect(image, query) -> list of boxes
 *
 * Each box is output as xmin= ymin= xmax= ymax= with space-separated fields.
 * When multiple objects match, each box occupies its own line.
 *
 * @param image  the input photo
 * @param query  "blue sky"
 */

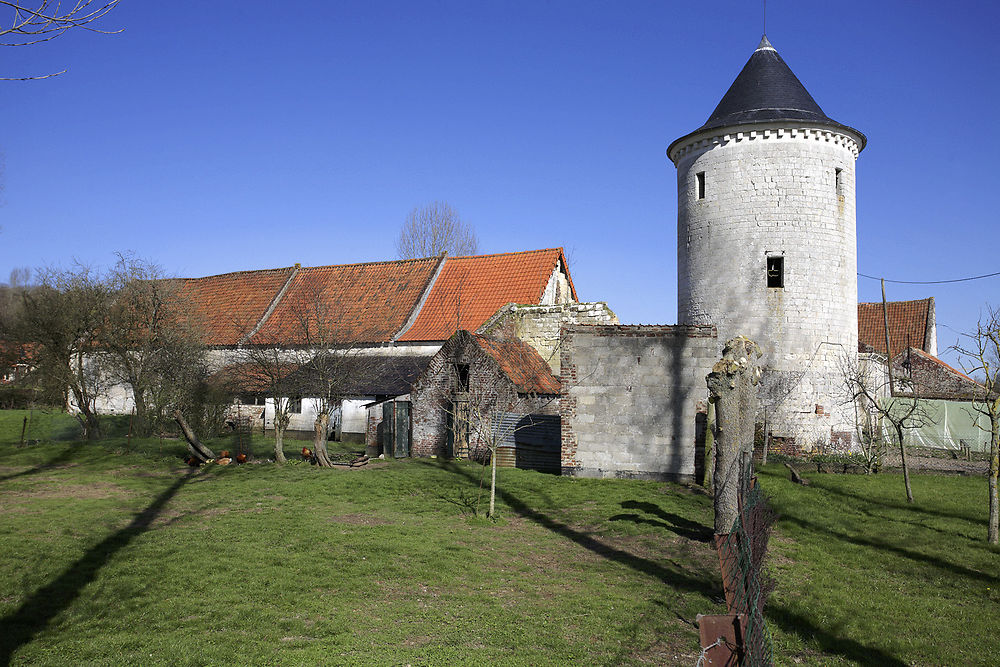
xmin=1 ymin=1 xmax=997 ymax=365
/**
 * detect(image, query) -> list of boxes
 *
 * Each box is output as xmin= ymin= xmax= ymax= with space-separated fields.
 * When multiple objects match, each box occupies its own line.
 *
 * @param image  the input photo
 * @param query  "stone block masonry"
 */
xmin=477 ymin=302 xmax=619 ymax=374
xmin=672 ymin=126 xmax=863 ymax=450
xmin=560 ymin=324 xmax=717 ymax=482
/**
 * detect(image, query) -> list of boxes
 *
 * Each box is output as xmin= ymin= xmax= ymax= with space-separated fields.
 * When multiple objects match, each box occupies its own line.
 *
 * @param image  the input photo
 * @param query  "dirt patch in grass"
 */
xmin=5 ymin=480 xmax=126 ymax=501
xmin=403 ymin=635 xmax=434 ymax=647
xmin=329 ymin=513 xmax=392 ymax=526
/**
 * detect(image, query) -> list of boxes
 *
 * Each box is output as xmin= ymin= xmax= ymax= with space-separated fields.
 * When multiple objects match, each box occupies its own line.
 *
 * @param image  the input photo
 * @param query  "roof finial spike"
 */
xmin=757 ymin=34 xmax=775 ymax=52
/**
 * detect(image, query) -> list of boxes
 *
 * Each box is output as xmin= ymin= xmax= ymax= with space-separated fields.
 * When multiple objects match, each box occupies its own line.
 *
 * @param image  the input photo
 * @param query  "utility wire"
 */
xmin=858 ymin=270 xmax=1000 ymax=285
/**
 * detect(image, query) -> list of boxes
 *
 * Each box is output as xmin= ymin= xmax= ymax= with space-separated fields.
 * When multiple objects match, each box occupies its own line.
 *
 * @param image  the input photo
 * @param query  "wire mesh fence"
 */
xmin=712 ymin=462 xmax=776 ymax=666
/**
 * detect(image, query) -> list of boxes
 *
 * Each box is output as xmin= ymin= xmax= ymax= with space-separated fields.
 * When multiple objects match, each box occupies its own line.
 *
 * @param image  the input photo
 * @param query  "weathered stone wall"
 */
xmin=540 ymin=258 xmax=575 ymax=305
xmin=478 ymin=302 xmax=619 ymax=374
xmin=671 ymin=124 xmax=862 ymax=450
xmin=560 ymin=324 xmax=717 ymax=481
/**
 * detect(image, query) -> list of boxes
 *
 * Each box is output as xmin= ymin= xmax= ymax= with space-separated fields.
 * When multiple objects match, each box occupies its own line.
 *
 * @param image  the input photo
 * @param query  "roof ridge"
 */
xmin=859 ymin=298 xmax=933 ymax=306
xmin=296 ymin=256 xmax=441 ymax=272
xmin=181 ymin=266 xmax=297 ymax=281
xmin=241 ymin=265 xmax=300 ymax=345
xmin=446 ymin=247 xmax=564 ymax=260
xmin=391 ymin=254 xmax=448 ymax=342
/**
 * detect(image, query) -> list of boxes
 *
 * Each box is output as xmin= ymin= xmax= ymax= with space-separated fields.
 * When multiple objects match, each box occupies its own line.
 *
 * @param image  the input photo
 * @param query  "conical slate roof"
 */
xmin=670 ymin=36 xmax=865 ymax=154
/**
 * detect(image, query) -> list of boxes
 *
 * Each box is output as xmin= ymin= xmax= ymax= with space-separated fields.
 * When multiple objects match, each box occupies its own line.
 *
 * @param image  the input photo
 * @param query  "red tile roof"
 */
xmin=858 ymin=299 xmax=932 ymax=358
xmin=175 ymin=268 xmax=295 ymax=346
xmin=472 ymin=334 xmax=561 ymax=395
xmin=251 ymin=257 xmax=442 ymax=345
xmin=398 ymin=248 xmax=575 ymax=342
xmin=173 ymin=248 xmax=573 ymax=348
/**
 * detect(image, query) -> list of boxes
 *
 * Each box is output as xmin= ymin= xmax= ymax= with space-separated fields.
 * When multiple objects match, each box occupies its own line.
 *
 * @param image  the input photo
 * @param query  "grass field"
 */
xmin=1 ymin=409 xmax=998 ymax=665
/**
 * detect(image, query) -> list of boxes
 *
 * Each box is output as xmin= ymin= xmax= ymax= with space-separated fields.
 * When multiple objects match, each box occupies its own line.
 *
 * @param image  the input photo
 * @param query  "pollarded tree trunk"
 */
xmin=989 ymin=415 xmax=999 ymax=545
xmin=274 ymin=424 xmax=287 ymax=464
xmin=70 ymin=385 xmax=102 ymax=441
xmin=313 ymin=413 xmax=333 ymax=467
xmin=706 ymin=337 xmax=762 ymax=534
xmin=896 ymin=424 xmax=914 ymax=504
xmin=130 ymin=383 xmax=151 ymax=437
xmin=704 ymin=401 xmax=715 ymax=490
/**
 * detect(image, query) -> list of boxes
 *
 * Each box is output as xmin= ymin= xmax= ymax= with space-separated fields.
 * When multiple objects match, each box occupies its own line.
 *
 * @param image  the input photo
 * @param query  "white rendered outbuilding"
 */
xmin=668 ymin=36 xmax=866 ymax=450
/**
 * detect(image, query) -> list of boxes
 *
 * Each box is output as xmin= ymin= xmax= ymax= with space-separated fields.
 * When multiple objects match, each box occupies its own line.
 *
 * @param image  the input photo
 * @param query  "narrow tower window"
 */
xmin=455 ymin=364 xmax=470 ymax=392
xmin=835 ymin=168 xmax=843 ymax=197
xmin=696 ymin=171 xmax=706 ymax=200
xmin=766 ymin=256 xmax=784 ymax=289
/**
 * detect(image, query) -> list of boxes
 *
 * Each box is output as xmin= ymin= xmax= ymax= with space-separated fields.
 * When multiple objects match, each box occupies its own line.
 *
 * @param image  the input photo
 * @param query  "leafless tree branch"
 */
xmin=1 ymin=1 xmax=121 ymax=80
xmin=396 ymin=201 xmax=478 ymax=259
xmin=952 ymin=305 xmax=1000 ymax=544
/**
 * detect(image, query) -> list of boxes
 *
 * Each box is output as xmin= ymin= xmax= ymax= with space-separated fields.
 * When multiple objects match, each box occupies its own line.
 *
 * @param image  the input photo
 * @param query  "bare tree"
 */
xmin=421 ymin=332 xmax=559 ymax=517
xmin=292 ymin=304 xmax=376 ymax=467
xmin=231 ymin=342 xmax=297 ymax=464
xmin=17 ymin=264 xmax=113 ymax=438
xmin=102 ymin=254 xmax=204 ymax=437
xmin=396 ymin=201 xmax=478 ymax=259
xmin=466 ymin=385 xmax=555 ymax=518
xmin=254 ymin=282 xmax=378 ymax=468
xmin=838 ymin=354 xmax=888 ymax=475
xmin=841 ymin=351 xmax=934 ymax=503
xmin=953 ymin=306 xmax=1000 ymax=544
xmin=1 ymin=1 xmax=121 ymax=80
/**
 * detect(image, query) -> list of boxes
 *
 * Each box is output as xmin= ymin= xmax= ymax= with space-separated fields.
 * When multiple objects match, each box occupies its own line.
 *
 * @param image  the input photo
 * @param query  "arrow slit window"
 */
xmin=766 ymin=256 xmax=784 ymax=289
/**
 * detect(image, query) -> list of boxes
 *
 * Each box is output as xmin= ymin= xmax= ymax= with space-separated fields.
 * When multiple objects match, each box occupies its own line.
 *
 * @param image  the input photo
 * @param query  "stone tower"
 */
xmin=667 ymin=36 xmax=865 ymax=450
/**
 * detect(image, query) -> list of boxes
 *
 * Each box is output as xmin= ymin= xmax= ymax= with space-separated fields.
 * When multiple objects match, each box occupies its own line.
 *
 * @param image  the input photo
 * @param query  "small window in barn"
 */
xmin=835 ymin=168 xmax=843 ymax=196
xmin=456 ymin=364 xmax=470 ymax=392
xmin=696 ymin=171 xmax=706 ymax=200
xmin=288 ymin=395 xmax=302 ymax=414
xmin=766 ymin=256 xmax=784 ymax=288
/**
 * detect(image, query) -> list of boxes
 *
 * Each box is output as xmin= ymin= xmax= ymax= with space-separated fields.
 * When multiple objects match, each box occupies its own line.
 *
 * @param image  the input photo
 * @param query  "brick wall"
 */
xmin=893 ymin=348 xmax=984 ymax=400
xmin=410 ymin=332 xmax=559 ymax=459
xmin=560 ymin=324 xmax=717 ymax=482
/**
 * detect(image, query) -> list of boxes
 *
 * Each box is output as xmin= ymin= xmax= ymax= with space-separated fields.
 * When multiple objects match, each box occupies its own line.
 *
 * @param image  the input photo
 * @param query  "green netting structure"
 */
xmin=878 ymin=398 xmax=991 ymax=452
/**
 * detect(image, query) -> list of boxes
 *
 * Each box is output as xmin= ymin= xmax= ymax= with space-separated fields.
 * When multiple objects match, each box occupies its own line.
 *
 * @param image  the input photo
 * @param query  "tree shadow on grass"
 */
xmin=766 ymin=605 xmax=908 ymax=666
xmin=420 ymin=459 xmax=914 ymax=666
xmin=0 ymin=444 xmax=82 ymax=483
xmin=778 ymin=510 xmax=999 ymax=586
xmin=414 ymin=459 xmax=720 ymax=597
xmin=0 ymin=471 xmax=195 ymax=666
xmin=610 ymin=500 xmax=713 ymax=542
xmin=760 ymin=468 xmax=982 ymax=525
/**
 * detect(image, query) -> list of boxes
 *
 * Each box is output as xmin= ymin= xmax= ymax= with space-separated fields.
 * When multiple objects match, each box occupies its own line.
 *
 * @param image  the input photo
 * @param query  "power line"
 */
xmin=858 ymin=270 xmax=1000 ymax=285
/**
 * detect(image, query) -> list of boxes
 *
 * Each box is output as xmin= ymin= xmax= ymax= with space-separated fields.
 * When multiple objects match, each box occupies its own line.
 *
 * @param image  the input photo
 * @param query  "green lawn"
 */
xmin=0 ymin=409 xmax=998 ymax=665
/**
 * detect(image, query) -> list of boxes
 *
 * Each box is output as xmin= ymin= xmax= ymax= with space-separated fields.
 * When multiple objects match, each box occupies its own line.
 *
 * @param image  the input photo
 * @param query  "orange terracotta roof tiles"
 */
xmin=858 ymin=299 xmax=932 ymax=359
xmin=473 ymin=334 xmax=561 ymax=395
xmin=252 ymin=257 xmax=442 ymax=345
xmin=175 ymin=268 xmax=295 ymax=346
xmin=398 ymin=248 xmax=575 ymax=342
